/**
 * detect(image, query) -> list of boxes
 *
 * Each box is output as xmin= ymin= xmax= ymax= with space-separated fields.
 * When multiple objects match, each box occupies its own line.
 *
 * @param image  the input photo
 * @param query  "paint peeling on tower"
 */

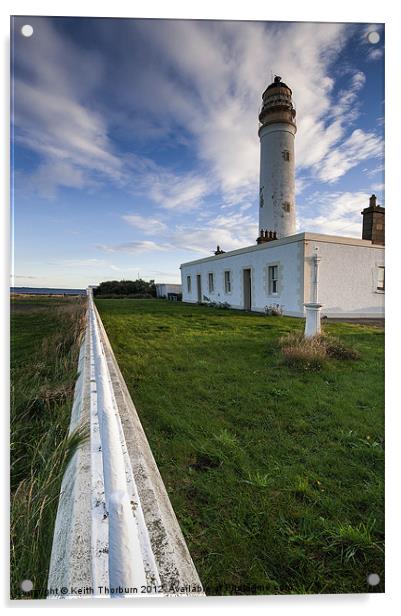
xmin=258 ymin=76 xmax=297 ymax=240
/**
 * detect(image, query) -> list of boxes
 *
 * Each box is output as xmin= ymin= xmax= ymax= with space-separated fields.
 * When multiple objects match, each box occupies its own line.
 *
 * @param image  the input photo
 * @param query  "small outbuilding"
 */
xmin=155 ymin=283 xmax=182 ymax=300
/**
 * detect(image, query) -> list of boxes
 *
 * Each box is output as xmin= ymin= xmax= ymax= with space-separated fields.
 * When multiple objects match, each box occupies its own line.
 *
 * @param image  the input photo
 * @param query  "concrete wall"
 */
xmin=304 ymin=235 xmax=385 ymax=318
xmin=181 ymin=237 xmax=305 ymax=316
xmin=48 ymin=294 xmax=204 ymax=598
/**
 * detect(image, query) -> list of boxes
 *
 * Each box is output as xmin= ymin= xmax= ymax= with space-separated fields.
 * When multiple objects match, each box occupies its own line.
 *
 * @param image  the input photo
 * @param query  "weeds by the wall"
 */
xmin=10 ymin=296 xmax=87 ymax=599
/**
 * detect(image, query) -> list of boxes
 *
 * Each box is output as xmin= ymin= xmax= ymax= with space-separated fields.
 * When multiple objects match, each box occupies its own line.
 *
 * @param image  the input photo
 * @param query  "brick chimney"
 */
xmin=256 ymin=229 xmax=278 ymax=244
xmin=361 ymin=194 xmax=385 ymax=245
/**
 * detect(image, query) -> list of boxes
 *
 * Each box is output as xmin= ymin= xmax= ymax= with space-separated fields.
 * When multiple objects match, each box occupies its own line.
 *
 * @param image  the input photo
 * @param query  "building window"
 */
xmin=268 ymin=265 xmax=279 ymax=295
xmin=208 ymin=272 xmax=214 ymax=293
xmin=282 ymin=150 xmax=290 ymax=162
xmin=224 ymin=270 xmax=231 ymax=294
xmin=187 ymin=275 xmax=192 ymax=293
xmin=377 ymin=266 xmax=385 ymax=291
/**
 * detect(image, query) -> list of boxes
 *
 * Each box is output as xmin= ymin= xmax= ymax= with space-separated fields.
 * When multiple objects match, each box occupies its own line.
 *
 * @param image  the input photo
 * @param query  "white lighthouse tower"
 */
xmin=258 ymin=76 xmax=297 ymax=240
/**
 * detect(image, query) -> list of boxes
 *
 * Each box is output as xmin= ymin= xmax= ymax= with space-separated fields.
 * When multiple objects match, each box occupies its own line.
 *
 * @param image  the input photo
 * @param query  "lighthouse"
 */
xmin=258 ymin=76 xmax=297 ymax=239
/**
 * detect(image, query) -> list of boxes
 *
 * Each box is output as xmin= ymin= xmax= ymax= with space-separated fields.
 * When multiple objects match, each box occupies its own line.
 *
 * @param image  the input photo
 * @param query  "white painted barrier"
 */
xmin=48 ymin=290 xmax=204 ymax=599
xmin=88 ymin=291 xmax=160 ymax=596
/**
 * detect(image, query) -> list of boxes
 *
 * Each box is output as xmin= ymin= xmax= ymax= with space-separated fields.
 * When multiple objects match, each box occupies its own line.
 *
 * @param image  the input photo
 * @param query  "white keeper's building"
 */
xmin=180 ymin=76 xmax=385 ymax=319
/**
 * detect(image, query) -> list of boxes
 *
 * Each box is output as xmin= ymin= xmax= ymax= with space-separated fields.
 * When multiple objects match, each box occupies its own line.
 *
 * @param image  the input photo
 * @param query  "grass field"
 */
xmin=96 ymin=298 xmax=384 ymax=595
xmin=10 ymin=295 xmax=87 ymax=599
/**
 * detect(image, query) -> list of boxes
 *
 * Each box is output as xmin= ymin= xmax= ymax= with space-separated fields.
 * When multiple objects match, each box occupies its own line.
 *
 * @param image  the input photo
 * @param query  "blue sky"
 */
xmin=11 ymin=17 xmax=384 ymax=288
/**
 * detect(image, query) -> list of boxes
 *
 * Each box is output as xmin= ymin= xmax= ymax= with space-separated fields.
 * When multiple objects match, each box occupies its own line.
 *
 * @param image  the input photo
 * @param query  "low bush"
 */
xmin=94 ymin=279 xmax=156 ymax=297
xmin=94 ymin=292 xmax=154 ymax=299
xmin=264 ymin=304 xmax=283 ymax=316
xmin=202 ymin=296 xmax=230 ymax=309
xmin=279 ymin=332 xmax=360 ymax=371
xmin=324 ymin=336 xmax=361 ymax=360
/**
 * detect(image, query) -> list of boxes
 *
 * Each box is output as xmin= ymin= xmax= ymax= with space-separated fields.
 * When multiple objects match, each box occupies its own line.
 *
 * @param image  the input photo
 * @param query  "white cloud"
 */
xmin=169 ymin=211 xmax=257 ymax=256
xmin=363 ymin=163 xmax=385 ymax=178
xmin=298 ymin=191 xmax=373 ymax=237
xmin=317 ymin=129 xmax=383 ymax=183
xmin=13 ymin=19 xmax=384 ymax=212
xmin=370 ymin=183 xmax=385 ymax=193
xmin=122 ymin=213 xmax=167 ymax=233
xmin=143 ymin=20 xmax=356 ymax=199
xmin=13 ymin=20 xmax=125 ymax=197
xmin=367 ymin=47 xmax=384 ymax=61
xmin=118 ymin=207 xmax=258 ymax=257
xmin=43 ymin=258 xmax=125 ymax=273
xmin=97 ymin=241 xmax=170 ymax=254
xmin=146 ymin=172 xmax=209 ymax=211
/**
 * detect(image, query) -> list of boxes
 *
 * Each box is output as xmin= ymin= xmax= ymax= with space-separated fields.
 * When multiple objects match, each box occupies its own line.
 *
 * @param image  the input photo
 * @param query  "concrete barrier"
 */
xmin=48 ymin=290 xmax=204 ymax=599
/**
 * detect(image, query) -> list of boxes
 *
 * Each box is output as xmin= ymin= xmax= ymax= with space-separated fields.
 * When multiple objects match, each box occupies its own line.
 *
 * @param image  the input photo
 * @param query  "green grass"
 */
xmin=10 ymin=295 xmax=87 ymax=599
xmin=95 ymin=298 xmax=384 ymax=595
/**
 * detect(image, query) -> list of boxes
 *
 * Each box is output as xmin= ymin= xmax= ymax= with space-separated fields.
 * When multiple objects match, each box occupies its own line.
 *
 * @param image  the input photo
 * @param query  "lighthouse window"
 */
xmin=208 ymin=272 xmax=214 ymax=293
xmin=282 ymin=150 xmax=290 ymax=161
xmin=269 ymin=265 xmax=279 ymax=295
xmin=224 ymin=270 xmax=232 ymax=294
xmin=187 ymin=275 xmax=192 ymax=293
xmin=377 ymin=266 xmax=385 ymax=291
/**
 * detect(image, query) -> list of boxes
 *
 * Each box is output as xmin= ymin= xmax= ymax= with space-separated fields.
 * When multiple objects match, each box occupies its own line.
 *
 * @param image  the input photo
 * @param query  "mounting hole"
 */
xmin=367 ymin=31 xmax=380 ymax=44
xmin=367 ymin=573 xmax=380 ymax=586
xmin=20 ymin=579 xmax=34 ymax=592
xmin=21 ymin=24 xmax=33 ymax=37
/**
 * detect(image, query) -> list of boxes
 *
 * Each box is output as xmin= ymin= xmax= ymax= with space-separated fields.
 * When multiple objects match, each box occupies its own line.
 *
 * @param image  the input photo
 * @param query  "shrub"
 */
xmin=279 ymin=332 xmax=360 ymax=371
xmin=94 ymin=292 xmax=154 ymax=299
xmin=201 ymin=296 xmax=230 ymax=309
xmin=94 ymin=279 xmax=156 ymax=297
xmin=280 ymin=334 xmax=327 ymax=371
xmin=265 ymin=303 xmax=283 ymax=316
xmin=324 ymin=336 xmax=361 ymax=360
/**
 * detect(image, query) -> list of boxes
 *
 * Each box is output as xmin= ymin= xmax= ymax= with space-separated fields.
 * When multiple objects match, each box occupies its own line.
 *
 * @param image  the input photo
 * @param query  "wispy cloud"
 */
xmin=122 ymin=213 xmax=167 ymax=233
xmin=370 ymin=183 xmax=385 ymax=193
xmin=298 ymin=191 xmax=372 ymax=237
xmin=13 ymin=20 xmax=125 ymax=198
xmin=143 ymin=170 xmax=209 ymax=211
xmin=367 ymin=47 xmax=384 ymax=61
xmin=13 ymin=19 xmax=383 ymax=206
xmin=97 ymin=240 xmax=170 ymax=254
xmin=169 ymin=211 xmax=257 ymax=256
xmin=317 ymin=129 xmax=383 ymax=183
xmin=12 ymin=17 xmax=384 ymax=273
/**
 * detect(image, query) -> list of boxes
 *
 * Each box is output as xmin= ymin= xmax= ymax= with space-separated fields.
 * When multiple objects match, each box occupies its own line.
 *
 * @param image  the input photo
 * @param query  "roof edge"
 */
xmin=179 ymin=232 xmax=383 ymax=268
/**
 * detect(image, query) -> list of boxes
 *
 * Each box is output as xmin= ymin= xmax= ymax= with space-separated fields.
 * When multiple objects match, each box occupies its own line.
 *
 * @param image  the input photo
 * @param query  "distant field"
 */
xmin=96 ymin=299 xmax=384 ymax=595
xmin=10 ymin=295 xmax=86 ymax=599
